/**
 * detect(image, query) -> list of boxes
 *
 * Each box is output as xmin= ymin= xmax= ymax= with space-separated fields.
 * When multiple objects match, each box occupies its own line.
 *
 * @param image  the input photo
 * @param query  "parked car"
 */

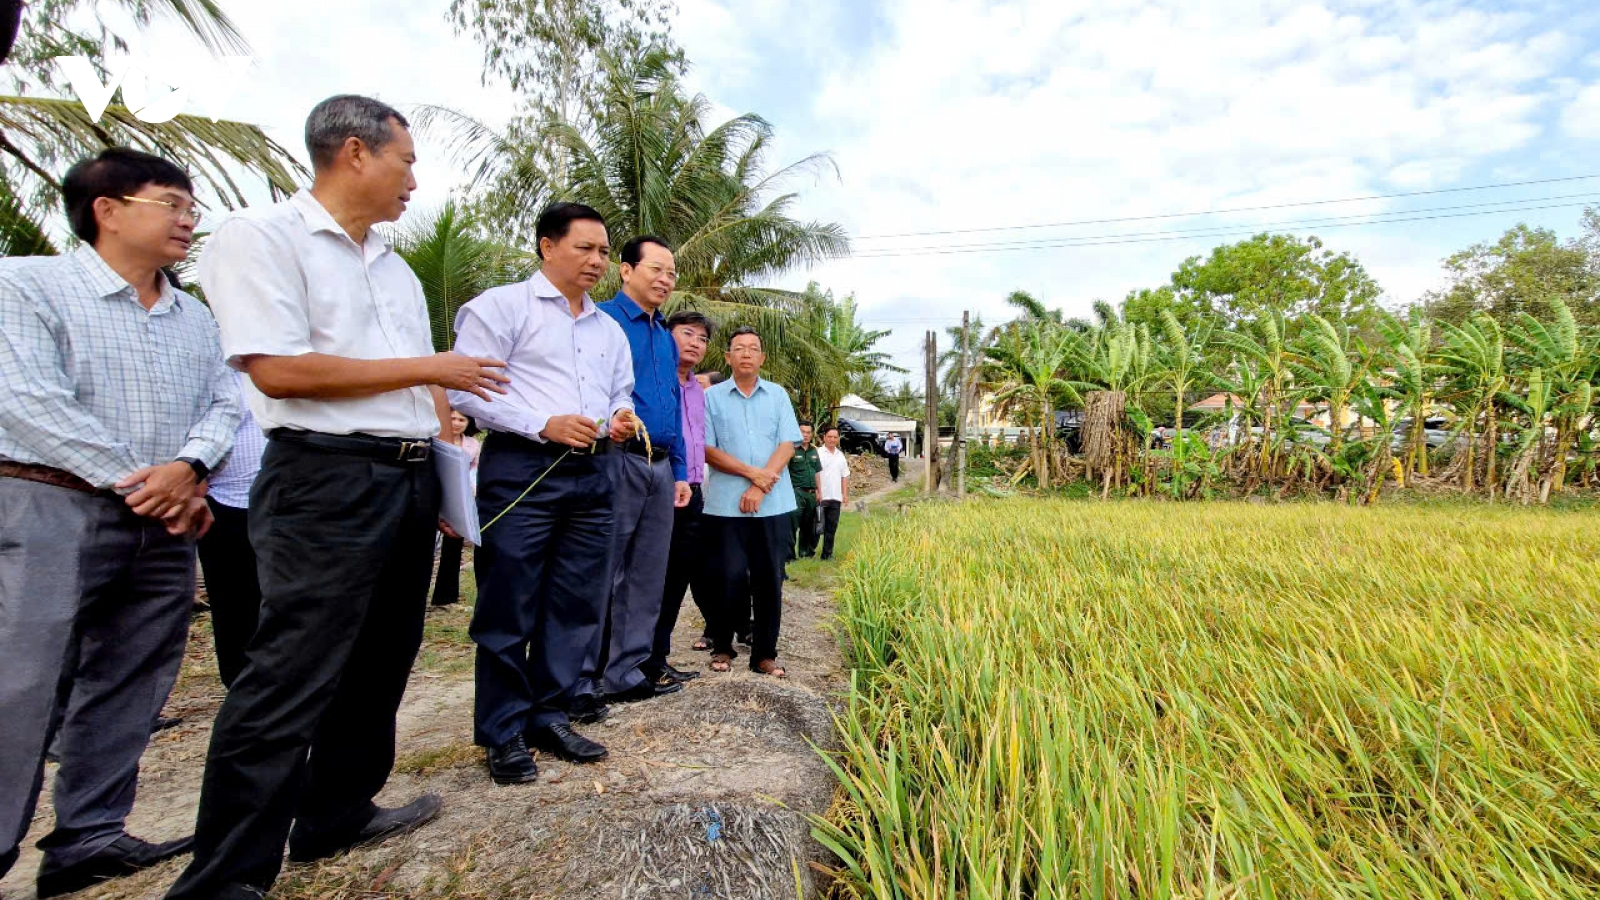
xmin=1247 ymin=416 xmax=1332 ymax=448
xmin=837 ymin=417 xmax=890 ymax=455
xmin=1053 ymin=410 xmax=1085 ymax=454
xmin=1390 ymin=416 xmax=1458 ymax=452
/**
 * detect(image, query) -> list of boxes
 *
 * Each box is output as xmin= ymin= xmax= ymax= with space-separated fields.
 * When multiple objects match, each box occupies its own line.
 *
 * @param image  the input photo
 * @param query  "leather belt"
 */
xmin=269 ymin=429 xmax=433 ymax=464
xmin=0 ymin=461 xmax=113 ymax=496
xmin=620 ymin=438 xmax=669 ymax=463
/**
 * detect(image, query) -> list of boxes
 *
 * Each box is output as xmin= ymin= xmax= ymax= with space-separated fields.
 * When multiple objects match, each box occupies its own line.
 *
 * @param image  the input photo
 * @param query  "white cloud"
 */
xmin=1563 ymin=83 xmax=1600 ymax=139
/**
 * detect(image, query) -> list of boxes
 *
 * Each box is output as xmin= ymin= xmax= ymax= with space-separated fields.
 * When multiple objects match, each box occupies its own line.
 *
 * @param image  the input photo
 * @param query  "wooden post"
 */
xmin=956 ymin=311 xmax=970 ymax=498
xmin=924 ymin=331 xmax=937 ymax=493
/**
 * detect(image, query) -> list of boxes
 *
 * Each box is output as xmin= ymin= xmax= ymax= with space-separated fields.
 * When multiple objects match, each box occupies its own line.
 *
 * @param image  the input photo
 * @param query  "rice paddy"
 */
xmin=817 ymin=500 xmax=1600 ymax=899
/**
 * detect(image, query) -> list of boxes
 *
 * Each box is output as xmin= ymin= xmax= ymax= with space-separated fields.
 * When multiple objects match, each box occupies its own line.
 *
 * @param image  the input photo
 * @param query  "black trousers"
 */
xmin=888 ymin=454 xmax=900 ymax=481
xmin=167 ymin=438 xmax=440 ymax=900
xmin=820 ymin=500 xmax=843 ymax=559
xmin=196 ymin=498 xmax=260 ymax=688
xmin=470 ymin=433 xmax=612 ymax=744
xmin=432 ymin=535 xmax=464 ymax=606
xmin=648 ymin=484 xmax=715 ymax=676
xmin=706 ymin=515 xmax=788 ymax=664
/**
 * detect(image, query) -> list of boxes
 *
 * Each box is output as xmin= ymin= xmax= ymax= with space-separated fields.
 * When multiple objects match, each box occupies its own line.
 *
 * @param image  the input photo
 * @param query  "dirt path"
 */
xmin=1 ymin=459 xmax=919 ymax=900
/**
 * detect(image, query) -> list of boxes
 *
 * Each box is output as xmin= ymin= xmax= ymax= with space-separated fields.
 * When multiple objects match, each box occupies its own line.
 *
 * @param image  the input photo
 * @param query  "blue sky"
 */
xmin=118 ymin=0 xmax=1600 ymax=376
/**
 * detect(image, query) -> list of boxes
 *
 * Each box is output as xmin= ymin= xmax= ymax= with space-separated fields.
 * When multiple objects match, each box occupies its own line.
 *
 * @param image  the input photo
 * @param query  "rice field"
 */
xmin=817 ymin=500 xmax=1600 ymax=899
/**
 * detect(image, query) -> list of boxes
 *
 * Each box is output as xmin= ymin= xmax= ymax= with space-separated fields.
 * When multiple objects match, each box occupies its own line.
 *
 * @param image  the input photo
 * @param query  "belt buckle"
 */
xmin=397 ymin=439 xmax=430 ymax=462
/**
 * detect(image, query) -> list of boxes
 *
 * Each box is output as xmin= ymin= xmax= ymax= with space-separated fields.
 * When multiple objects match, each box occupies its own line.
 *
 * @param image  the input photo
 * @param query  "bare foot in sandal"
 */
xmin=693 ymin=636 xmax=712 ymax=652
xmin=752 ymin=658 xmax=787 ymax=678
xmin=710 ymin=653 xmax=732 ymax=673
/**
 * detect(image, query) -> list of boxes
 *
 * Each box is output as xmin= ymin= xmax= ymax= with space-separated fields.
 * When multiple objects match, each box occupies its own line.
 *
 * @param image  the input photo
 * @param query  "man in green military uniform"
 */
xmin=789 ymin=421 xmax=821 ymax=559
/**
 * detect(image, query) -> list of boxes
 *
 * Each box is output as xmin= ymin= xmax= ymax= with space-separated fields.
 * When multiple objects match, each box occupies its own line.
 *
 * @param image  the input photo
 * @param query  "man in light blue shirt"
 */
xmin=702 ymin=326 xmax=801 ymax=678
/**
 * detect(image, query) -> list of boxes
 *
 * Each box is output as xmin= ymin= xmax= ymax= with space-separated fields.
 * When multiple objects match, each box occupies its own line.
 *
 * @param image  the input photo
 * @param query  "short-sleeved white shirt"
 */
xmin=198 ymin=189 xmax=438 ymax=439
xmin=816 ymin=445 xmax=850 ymax=502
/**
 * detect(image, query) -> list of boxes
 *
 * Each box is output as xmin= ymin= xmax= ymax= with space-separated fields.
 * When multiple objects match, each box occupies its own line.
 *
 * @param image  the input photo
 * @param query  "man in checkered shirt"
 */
xmin=0 ymin=148 xmax=239 ymax=897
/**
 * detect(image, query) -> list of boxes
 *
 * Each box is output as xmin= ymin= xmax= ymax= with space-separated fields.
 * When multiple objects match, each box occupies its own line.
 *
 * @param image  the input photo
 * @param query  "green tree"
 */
xmin=1288 ymin=314 xmax=1369 ymax=454
xmin=1374 ymin=308 xmax=1434 ymax=481
xmin=1424 ymin=223 xmax=1599 ymax=328
xmin=393 ymin=202 xmax=535 ymax=351
xmin=444 ymin=0 xmax=681 ymax=203
xmin=1170 ymin=233 xmax=1383 ymax=327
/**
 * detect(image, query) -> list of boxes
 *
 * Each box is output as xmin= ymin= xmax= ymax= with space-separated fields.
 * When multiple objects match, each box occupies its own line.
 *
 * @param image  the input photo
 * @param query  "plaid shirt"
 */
xmin=0 ymin=246 xmax=240 ymax=488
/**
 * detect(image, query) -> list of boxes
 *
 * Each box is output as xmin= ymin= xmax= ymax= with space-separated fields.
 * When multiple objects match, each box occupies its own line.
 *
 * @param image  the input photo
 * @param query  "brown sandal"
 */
xmin=752 ymin=658 xmax=787 ymax=678
xmin=709 ymin=653 xmax=732 ymax=673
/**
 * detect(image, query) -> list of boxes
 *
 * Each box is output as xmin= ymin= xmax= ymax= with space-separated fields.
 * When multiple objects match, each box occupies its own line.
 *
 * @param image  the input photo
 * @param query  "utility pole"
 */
xmin=956 ymin=310 xmax=970 ymax=498
xmin=924 ymin=331 xmax=937 ymax=493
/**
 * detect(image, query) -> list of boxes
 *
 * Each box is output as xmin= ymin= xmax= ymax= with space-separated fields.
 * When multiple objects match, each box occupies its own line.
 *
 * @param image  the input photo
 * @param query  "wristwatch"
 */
xmin=178 ymin=457 xmax=210 ymax=482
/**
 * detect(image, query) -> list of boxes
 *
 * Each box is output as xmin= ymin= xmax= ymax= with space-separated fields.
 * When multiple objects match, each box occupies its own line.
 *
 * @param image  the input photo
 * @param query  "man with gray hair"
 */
xmin=166 ymin=95 xmax=509 ymax=900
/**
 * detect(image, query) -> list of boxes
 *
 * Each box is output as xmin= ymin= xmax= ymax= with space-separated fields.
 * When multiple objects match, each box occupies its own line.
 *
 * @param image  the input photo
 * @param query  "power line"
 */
xmin=846 ymin=192 xmax=1600 ymax=256
xmin=844 ymin=199 xmax=1597 ymax=260
xmin=853 ymin=173 xmax=1600 ymax=240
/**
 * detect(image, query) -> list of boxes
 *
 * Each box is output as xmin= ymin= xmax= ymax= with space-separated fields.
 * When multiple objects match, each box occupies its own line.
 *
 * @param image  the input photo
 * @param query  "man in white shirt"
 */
xmin=815 ymin=425 xmax=851 ymax=560
xmin=167 ymin=95 xmax=509 ymax=900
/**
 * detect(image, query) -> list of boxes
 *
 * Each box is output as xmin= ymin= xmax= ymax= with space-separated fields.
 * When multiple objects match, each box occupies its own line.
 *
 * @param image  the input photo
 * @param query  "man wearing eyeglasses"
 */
xmin=580 ymin=236 xmax=694 ymax=711
xmin=0 ymin=148 xmax=239 ymax=897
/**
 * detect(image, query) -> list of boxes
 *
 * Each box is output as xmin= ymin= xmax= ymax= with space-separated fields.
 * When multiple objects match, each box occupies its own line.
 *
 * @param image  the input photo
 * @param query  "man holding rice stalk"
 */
xmin=702 ymin=326 xmax=803 ymax=678
xmin=448 ymin=202 xmax=637 ymax=785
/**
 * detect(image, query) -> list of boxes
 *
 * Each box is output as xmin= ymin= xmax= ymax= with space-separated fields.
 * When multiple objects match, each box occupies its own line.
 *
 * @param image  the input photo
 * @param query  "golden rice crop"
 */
xmin=816 ymin=500 xmax=1600 ymax=899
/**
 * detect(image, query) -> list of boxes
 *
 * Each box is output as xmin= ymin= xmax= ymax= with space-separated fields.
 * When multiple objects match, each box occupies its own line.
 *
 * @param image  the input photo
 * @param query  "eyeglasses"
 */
xmin=640 ymin=262 xmax=678 ymax=283
xmin=120 ymin=195 xmax=202 ymax=226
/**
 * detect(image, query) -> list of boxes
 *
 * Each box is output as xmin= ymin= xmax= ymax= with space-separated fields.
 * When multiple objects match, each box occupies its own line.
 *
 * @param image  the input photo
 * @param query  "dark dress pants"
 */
xmin=166 ymin=438 xmax=440 ymax=899
xmin=432 ymin=535 xmax=464 ymax=606
xmin=705 ymin=514 xmax=789 ymax=665
xmin=470 ymin=433 xmax=613 ymax=745
xmin=196 ymin=497 xmax=260 ymax=687
xmin=648 ymin=484 xmax=716 ymax=676
xmin=1 ymin=479 xmax=194 ymax=875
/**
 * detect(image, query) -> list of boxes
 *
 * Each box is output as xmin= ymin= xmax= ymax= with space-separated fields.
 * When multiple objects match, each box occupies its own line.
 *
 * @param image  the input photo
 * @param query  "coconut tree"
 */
xmin=0 ymin=0 xmax=303 ymax=254
xmin=982 ymin=318 xmax=1088 ymax=489
xmin=393 ymin=202 xmax=536 ymax=351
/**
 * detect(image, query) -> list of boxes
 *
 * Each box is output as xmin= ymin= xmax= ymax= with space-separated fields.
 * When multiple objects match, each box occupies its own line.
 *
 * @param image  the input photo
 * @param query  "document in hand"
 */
xmin=432 ymin=439 xmax=481 ymax=545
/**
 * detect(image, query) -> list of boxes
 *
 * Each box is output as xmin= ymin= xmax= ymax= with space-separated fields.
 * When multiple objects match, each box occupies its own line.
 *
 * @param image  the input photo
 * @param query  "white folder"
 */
xmin=432 ymin=439 xmax=482 ymax=546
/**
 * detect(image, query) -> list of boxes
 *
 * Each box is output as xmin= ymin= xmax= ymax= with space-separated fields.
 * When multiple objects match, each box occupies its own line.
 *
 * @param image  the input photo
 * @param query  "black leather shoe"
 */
xmin=287 ymin=794 xmax=444 ymax=863
xmin=527 ymin=723 xmax=608 ymax=763
xmin=485 ymin=736 xmax=539 ymax=785
xmin=151 ymin=715 xmax=182 ymax=733
xmin=568 ymin=694 xmax=611 ymax=724
xmin=606 ymin=678 xmax=684 ymax=704
xmin=659 ymin=664 xmax=700 ymax=684
xmin=36 ymin=833 xmax=195 ymax=898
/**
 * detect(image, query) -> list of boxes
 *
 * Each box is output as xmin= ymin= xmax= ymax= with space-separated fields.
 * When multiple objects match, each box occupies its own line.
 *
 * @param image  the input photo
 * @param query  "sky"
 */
xmin=106 ymin=0 xmax=1600 ymax=378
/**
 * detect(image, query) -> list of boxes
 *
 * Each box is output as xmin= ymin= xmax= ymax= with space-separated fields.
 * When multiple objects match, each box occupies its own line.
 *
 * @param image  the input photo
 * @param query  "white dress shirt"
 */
xmin=816 ymin=445 xmax=850 ymax=502
xmin=447 ymin=272 xmax=634 ymax=441
xmin=198 ymin=189 xmax=439 ymax=439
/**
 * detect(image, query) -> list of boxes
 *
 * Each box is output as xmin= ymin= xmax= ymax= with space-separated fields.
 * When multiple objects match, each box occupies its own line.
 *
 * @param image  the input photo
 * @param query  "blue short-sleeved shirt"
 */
xmin=702 ymin=376 xmax=802 ymax=518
